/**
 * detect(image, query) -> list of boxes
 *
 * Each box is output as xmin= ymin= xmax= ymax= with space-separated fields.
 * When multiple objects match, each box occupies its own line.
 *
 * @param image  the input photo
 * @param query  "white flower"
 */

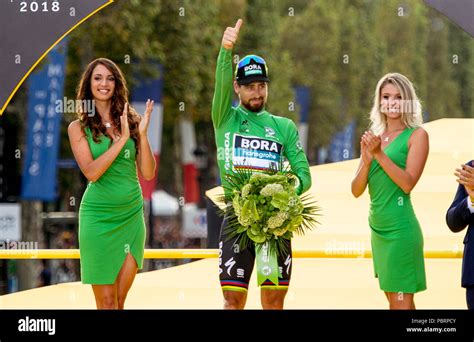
xmin=267 ymin=211 xmax=289 ymax=229
xmin=260 ymin=183 xmax=284 ymax=197
xmin=241 ymin=184 xmax=252 ymax=198
xmin=250 ymin=173 xmax=271 ymax=181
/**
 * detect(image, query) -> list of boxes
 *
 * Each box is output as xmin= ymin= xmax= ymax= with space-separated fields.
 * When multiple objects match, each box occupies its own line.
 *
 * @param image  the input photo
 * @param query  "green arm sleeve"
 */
xmin=211 ymin=47 xmax=233 ymax=129
xmin=284 ymin=120 xmax=312 ymax=195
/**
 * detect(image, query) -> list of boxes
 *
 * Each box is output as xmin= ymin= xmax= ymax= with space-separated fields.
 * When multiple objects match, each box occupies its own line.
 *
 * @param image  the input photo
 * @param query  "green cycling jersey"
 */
xmin=212 ymin=47 xmax=312 ymax=197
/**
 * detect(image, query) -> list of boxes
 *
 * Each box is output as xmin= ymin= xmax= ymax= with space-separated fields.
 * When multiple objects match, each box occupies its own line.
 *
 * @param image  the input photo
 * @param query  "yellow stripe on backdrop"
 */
xmin=0 ymin=248 xmax=463 ymax=259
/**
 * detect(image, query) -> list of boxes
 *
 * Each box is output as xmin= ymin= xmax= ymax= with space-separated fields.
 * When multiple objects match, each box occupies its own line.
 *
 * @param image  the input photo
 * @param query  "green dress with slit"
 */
xmin=368 ymin=127 xmax=426 ymax=293
xmin=79 ymin=126 xmax=145 ymax=284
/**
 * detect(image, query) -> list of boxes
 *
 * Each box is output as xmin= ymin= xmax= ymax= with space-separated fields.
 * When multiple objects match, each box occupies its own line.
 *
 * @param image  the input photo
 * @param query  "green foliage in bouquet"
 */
xmin=219 ymin=166 xmax=320 ymax=256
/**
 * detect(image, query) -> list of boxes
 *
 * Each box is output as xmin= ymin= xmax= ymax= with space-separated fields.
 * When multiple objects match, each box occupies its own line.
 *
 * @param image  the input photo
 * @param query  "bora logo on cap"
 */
xmin=244 ymin=64 xmax=263 ymax=76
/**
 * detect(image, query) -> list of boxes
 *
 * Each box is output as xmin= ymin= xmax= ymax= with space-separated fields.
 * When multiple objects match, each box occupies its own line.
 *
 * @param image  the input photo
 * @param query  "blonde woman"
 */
xmin=351 ymin=73 xmax=429 ymax=309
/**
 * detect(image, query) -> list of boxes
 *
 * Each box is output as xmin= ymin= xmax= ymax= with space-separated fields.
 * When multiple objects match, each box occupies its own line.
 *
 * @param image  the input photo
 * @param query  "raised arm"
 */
xmin=136 ymin=99 xmax=157 ymax=180
xmin=211 ymin=19 xmax=242 ymax=129
xmin=68 ymin=106 xmax=130 ymax=182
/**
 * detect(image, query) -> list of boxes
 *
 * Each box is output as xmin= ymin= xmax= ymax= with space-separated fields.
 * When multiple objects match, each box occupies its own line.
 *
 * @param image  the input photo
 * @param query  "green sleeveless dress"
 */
xmin=79 ymin=127 xmax=146 ymax=284
xmin=368 ymin=127 xmax=426 ymax=293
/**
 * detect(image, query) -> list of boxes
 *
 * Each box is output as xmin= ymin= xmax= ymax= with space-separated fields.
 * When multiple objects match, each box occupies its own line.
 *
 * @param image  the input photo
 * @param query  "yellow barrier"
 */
xmin=0 ymin=249 xmax=463 ymax=259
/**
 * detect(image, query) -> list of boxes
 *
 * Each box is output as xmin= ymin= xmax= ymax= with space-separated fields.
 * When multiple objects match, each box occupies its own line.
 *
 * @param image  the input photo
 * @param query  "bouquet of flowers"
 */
xmin=221 ymin=167 xmax=320 ymax=286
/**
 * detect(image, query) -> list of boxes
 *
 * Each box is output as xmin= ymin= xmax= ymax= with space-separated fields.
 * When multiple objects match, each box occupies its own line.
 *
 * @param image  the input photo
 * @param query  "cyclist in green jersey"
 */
xmin=213 ymin=19 xmax=312 ymax=309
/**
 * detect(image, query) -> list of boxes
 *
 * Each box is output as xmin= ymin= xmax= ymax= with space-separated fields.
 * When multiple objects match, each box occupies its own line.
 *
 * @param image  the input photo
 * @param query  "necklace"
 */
xmin=383 ymin=128 xmax=404 ymax=142
xmin=101 ymin=118 xmax=112 ymax=128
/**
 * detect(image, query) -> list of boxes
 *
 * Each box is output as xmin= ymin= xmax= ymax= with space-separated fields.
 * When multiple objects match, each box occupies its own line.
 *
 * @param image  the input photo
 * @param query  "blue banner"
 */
xmin=329 ymin=120 xmax=356 ymax=162
xmin=294 ymin=86 xmax=310 ymax=123
xmin=132 ymin=63 xmax=163 ymax=102
xmin=21 ymin=41 xmax=67 ymax=201
xmin=131 ymin=63 xmax=164 ymax=200
xmin=294 ymin=86 xmax=311 ymax=152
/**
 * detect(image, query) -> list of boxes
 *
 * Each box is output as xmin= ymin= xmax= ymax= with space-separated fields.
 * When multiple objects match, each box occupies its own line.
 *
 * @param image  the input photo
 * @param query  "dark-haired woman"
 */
xmin=68 ymin=58 xmax=156 ymax=309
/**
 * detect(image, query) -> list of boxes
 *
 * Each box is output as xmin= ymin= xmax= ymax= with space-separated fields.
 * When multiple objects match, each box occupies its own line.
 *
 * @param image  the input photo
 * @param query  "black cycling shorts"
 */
xmin=218 ymin=216 xmax=292 ymax=292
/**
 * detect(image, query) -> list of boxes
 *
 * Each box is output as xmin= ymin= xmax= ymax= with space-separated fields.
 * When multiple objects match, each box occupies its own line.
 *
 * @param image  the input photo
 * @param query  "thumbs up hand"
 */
xmin=221 ymin=19 xmax=243 ymax=49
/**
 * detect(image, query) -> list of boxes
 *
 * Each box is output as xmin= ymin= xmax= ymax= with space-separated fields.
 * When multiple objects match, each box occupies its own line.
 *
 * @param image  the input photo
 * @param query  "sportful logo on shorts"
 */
xmin=233 ymin=134 xmax=283 ymax=172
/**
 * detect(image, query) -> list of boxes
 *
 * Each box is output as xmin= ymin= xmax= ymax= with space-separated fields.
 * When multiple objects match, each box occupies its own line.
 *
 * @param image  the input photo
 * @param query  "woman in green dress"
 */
xmin=351 ymin=73 xmax=429 ymax=309
xmin=68 ymin=58 xmax=156 ymax=309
